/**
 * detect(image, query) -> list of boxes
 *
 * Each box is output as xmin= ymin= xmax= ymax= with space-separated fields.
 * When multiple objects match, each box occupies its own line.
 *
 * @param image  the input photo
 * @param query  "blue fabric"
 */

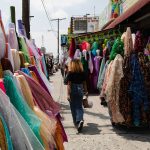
xmin=129 ymin=54 xmax=149 ymax=126
xmin=70 ymin=84 xmax=84 ymax=124
xmin=61 ymin=35 xmax=68 ymax=46
xmin=21 ymin=68 xmax=31 ymax=76
xmin=42 ymin=55 xmax=48 ymax=78
xmin=91 ymin=42 xmax=99 ymax=56
xmin=0 ymin=113 xmax=13 ymax=150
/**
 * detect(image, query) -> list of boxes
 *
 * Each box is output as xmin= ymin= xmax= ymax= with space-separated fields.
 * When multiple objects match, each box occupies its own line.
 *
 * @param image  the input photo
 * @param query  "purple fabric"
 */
xmin=93 ymin=56 xmax=102 ymax=90
xmin=17 ymin=70 xmax=60 ymax=115
xmin=28 ymin=65 xmax=50 ymax=94
xmin=89 ymin=55 xmax=97 ymax=92
xmin=18 ymin=20 xmax=27 ymax=37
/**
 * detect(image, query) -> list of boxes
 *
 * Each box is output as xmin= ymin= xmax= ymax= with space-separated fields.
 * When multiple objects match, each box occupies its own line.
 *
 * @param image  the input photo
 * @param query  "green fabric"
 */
xmin=0 ymin=113 xmax=13 ymax=150
xmin=91 ymin=42 xmax=99 ymax=56
xmin=3 ymin=71 xmax=43 ymax=146
xmin=19 ymin=37 xmax=30 ymax=63
xmin=81 ymin=56 xmax=88 ymax=74
xmin=97 ymin=57 xmax=105 ymax=89
xmin=110 ymin=37 xmax=124 ymax=61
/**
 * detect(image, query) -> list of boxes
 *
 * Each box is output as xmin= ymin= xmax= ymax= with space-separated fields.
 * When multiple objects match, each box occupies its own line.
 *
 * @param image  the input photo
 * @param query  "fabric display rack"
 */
xmin=68 ymin=0 xmax=150 ymax=128
xmin=0 ymin=7 xmax=67 ymax=150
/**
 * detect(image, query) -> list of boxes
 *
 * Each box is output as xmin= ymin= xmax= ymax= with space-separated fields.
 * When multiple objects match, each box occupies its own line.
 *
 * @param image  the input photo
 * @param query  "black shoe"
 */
xmin=77 ymin=120 xmax=84 ymax=133
xmin=101 ymin=100 xmax=107 ymax=107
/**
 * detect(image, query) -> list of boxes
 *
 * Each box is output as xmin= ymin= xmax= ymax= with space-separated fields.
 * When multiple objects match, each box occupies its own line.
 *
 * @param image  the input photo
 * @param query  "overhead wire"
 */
xmin=40 ymin=0 xmax=57 ymax=38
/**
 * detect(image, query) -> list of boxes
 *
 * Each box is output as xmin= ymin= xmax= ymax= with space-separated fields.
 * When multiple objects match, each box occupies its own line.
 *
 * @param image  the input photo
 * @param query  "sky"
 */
xmin=0 ymin=0 xmax=109 ymax=57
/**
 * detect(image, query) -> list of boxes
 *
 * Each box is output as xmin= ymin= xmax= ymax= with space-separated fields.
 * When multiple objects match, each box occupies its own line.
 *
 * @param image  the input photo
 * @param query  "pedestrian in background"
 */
xmin=66 ymin=59 xmax=88 ymax=132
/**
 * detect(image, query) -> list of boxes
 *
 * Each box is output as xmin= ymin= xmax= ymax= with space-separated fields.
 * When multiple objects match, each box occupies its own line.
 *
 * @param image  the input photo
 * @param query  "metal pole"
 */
xmin=86 ymin=15 xmax=88 ymax=33
xmin=50 ymin=18 xmax=66 ymax=63
xmin=22 ymin=0 xmax=30 ymax=39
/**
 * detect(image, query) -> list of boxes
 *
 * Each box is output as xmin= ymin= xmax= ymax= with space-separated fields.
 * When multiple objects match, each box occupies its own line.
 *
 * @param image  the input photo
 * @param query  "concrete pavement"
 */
xmin=51 ymin=71 xmax=150 ymax=150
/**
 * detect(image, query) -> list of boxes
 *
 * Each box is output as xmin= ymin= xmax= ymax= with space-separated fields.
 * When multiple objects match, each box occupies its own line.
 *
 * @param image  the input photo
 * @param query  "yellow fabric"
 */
xmin=16 ymin=75 xmax=35 ymax=109
xmin=0 ymin=118 xmax=7 ymax=150
xmin=34 ymin=107 xmax=56 ymax=150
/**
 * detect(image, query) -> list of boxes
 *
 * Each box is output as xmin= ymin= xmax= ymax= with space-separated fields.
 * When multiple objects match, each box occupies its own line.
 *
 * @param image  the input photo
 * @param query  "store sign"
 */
xmin=72 ymin=17 xmax=99 ymax=34
xmin=121 ymin=0 xmax=139 ymax=13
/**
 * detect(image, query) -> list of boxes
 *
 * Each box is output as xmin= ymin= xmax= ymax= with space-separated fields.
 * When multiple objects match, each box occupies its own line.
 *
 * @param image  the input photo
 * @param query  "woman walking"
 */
xmin=66 ymin=59 xmax=88 ymax=132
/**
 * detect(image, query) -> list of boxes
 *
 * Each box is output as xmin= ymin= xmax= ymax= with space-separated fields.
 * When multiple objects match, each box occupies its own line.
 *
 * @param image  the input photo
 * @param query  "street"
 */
xmin=51 ymin=71 xmax=150 ymax=150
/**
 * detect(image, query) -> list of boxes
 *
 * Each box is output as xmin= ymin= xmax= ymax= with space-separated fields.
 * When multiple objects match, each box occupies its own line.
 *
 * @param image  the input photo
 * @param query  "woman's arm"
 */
xmin=67 ymin=81 xmax=71 ymax=101
xmin=83 ymin=81 xmax=88 ymax=96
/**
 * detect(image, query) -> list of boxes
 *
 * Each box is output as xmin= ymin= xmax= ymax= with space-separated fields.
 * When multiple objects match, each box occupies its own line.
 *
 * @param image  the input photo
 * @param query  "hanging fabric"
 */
xmin=3 ymin=70 xmax=43 ymax=145
xmin=0 ymin=89 xmax=44 ymax=150
xmin=0 ymin=11 xmax=7 ymax=59
xmin=11 ymin=49 xmax=20 ymax=71
xmin=0 ymin=113 xmax=13 ymax=150
xmin=105 ymin=54 xmax=125 ymax=123
xmin=17 ymin=70 xmax=60 ymax=115
xmin=121 ymin=27 xmax=133 ymax=55
xmin=19 ymin=36 xmax=30 ymax=63
xmin=7 ymin=43 xmax=14 ymax=71
xmin=7 ymin=23 xmax=19 ymax=51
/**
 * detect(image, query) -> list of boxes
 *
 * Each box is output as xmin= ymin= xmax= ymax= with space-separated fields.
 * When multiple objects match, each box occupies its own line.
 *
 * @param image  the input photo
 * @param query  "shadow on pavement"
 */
xmin=82 ymin=123 xmax=101 ymax=135
xmin=112 ymin=125 xmax=150 ymax=142
xmin=84 ymin=110 xmax=110 ymax=120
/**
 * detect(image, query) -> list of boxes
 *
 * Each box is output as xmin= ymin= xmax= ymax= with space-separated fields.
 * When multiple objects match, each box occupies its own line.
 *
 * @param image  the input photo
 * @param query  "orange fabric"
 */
xmin=54 ymin=121 xmax=65 ymax=150
xmin=30 ymin=56 xmax=36 ymax=66
xmin=0 ymin=118 xmax=8 ymax=150
xmin=30 ymin=71 xmax=40 ymax=83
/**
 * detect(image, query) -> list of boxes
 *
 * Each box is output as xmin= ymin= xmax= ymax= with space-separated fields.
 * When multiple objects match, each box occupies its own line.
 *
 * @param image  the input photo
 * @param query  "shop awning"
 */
xmin=105 ymin=0 xmax=150 ymax=30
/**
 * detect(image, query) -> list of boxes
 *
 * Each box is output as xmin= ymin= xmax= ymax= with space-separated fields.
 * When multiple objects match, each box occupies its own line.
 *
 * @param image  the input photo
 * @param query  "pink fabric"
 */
xmin=28 ymin=65 xmax=49 ymax=94
xmin=25 ymin=38 xmax=41 ymax=59
xmin=0 ymin=80 xmax=6 ymax=93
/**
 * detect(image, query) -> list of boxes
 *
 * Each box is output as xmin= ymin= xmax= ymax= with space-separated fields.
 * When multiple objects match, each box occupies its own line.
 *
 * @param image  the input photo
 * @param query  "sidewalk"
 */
xmin=51 ymin=71 xmax=150 ymax=150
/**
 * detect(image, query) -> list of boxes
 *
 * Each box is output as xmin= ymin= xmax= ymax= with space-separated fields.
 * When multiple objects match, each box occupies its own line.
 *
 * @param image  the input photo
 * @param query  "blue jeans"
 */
xmin=70 ymin=84 xmax=84 ymax=124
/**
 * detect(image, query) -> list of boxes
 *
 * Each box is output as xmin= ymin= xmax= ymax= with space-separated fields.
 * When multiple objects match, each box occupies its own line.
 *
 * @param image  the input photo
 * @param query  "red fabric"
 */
xmin=37 ymin=48 xmax=42 ymax=56
xmin=27 ymin=46 xmax=34 ymax=56
xmin=0 ymin=80 xmax=6 ymax=93
xmin=81 ymin=41 xmax=90 ymax=51
xmin=69 ymin=38 xmax=76 ymax=58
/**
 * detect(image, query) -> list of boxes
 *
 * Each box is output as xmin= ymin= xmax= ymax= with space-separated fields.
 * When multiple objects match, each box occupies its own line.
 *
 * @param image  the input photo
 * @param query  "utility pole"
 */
xmin=22 ymin=0 xmax=30 ymax=39
xmin=50 ymin=18 xmax=66 ymax=63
